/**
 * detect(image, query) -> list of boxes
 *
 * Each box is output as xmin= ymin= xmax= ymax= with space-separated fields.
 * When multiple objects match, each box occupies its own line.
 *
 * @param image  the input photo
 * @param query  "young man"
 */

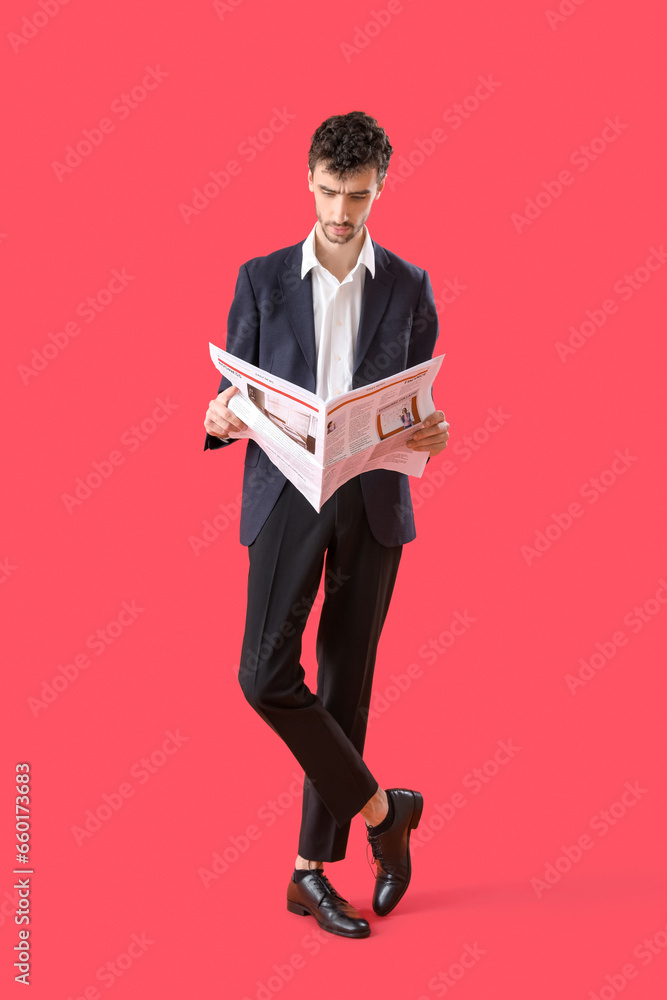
xmin=203 ymin=111 xmax=449 ymax=938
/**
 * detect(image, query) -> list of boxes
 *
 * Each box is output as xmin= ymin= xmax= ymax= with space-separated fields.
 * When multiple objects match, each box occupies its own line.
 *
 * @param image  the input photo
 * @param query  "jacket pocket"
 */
xmin=376 ymin=316 xmax=413 ymax=333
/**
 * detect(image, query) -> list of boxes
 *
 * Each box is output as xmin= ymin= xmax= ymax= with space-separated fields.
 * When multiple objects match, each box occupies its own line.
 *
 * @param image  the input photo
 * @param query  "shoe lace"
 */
xmin=365 ymin=826 xmax=385 ymax=878
xmin=310 ymin=870 xmax=345 ymax=903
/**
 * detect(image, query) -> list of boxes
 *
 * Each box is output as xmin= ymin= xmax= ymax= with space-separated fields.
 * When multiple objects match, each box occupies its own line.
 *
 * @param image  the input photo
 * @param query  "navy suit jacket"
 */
xmin=204 ymin=237 xmax=439 ymax=546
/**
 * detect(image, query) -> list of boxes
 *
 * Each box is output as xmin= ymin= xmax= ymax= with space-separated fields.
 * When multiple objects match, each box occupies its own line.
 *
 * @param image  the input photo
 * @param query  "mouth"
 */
xmin=329 ymin=225 xmax=350 ymax=234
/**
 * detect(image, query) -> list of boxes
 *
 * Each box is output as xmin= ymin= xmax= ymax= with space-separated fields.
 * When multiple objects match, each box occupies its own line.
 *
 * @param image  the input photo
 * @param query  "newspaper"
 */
xmin=209 ymin=343 xmax=445 ymax=511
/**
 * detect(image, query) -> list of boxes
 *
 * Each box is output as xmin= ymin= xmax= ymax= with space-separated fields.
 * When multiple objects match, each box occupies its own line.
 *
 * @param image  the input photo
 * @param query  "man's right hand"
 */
xmin=204 ymin=386 xmax=248 ymax=439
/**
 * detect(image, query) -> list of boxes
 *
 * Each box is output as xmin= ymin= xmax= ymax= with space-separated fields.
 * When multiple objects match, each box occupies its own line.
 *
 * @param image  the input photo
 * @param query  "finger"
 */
xmin=221 ymin=389 xmax=248 ymax=431
xmin=418 ymin=411 xmax=447 ymax=429
xmin=407 ymin=431 xmax=448 ymax=450
xmin=411 ymin=425 xmax=441 ymax=442
xmin=414 ymin=419 xmax=450 ymax=441
xmin=205 ymin=420 xmax=231 ymax=439
xmin=223 ymin=411 xmax=248 ymax=432
xmin=213 ymin=401 xmax=247 ymax=432
xmin=206 ymin=408 xmax=246 ymax=436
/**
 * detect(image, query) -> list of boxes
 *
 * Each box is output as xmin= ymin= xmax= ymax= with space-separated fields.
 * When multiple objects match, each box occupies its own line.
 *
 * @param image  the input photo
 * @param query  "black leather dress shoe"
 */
xmin=286 ymin=870 xmax=370 ymax=938
xmin=366 ymin=787 xmax=423 ymax=916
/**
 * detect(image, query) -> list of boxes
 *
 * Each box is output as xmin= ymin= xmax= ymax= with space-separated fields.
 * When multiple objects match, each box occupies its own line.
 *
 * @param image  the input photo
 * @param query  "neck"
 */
xmin=314 ymin=222 xmax=365 ymax=278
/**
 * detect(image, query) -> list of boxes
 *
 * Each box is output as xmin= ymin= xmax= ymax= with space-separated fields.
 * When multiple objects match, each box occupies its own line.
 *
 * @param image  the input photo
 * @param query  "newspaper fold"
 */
xmin=209 ymin=343 xmax=445 ymax=511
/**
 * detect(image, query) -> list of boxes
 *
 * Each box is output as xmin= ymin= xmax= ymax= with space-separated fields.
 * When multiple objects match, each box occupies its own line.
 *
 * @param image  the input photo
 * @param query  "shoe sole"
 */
xmin=286 ymin=899 xmax=371 ymax=938
xmin=373 ymin=789 xmax=424 ymax=917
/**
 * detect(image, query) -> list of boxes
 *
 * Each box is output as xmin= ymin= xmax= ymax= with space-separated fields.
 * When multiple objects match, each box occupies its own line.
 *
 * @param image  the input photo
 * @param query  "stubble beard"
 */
xmin=317 ymin=212 xmax=365 ymax=245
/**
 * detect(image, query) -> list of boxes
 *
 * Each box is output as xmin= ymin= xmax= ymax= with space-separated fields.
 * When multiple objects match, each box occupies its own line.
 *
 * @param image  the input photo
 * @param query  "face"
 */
xmin=308 ymin=163 xmax=385 ymax=245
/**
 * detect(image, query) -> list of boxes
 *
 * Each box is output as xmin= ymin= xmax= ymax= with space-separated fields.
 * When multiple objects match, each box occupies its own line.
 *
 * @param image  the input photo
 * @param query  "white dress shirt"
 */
xmin=301 ymin=223 xmax=375 ymax=400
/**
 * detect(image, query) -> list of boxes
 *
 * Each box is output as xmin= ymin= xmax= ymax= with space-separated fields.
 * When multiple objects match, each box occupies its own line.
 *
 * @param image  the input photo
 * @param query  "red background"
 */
xmin=2 ymin=1 xmax=666 ymax=997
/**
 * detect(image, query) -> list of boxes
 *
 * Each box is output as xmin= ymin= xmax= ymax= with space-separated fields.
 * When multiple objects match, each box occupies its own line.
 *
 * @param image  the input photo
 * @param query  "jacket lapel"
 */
xmin=279 ymin=245 xmax=317 ymax=380
xmin=354 ymin=241 xmax=394 ymax=376
xmin=278 ymin=238 xmax=395 ymax=387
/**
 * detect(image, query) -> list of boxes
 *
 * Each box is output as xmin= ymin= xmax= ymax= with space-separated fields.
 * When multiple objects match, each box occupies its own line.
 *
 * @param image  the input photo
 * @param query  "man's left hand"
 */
xmin=406 ymin=411 xmax=450 ymax=456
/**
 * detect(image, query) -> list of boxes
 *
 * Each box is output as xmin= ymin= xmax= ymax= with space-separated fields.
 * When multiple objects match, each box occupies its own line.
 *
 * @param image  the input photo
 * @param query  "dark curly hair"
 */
xmin=308 ymin=111 xmax=393 ymax=184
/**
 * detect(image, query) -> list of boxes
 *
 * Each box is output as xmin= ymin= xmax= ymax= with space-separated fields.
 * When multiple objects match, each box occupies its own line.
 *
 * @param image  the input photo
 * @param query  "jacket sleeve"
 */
xmin=407 ymin=269 xmax=441 ymax=464
xmin=203 ymin=262 xmax=261 ymax=452
xmin=407 ymin=269 xmax=439 ymax=369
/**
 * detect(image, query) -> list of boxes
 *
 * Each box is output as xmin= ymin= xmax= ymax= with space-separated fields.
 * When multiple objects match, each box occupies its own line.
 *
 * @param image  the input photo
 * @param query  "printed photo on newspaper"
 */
xmin=209 ymin=343 xmax=445 ymax=511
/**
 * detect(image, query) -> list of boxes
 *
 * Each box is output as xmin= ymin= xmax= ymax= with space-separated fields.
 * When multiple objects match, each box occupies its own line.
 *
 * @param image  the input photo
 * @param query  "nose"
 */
xmin=331 ymin=198 xmax=349 ymax=224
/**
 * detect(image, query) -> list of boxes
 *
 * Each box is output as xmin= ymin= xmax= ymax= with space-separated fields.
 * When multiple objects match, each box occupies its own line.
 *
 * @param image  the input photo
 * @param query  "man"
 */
xmin=203 ymin=111 xmax=449 ymax=939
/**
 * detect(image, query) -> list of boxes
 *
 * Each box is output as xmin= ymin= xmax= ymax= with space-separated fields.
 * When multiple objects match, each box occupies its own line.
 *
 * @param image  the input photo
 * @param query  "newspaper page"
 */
xmin=318 ymin=358 xmax=444 ymax=505
xmin=209 ymin=344 xmax=444 ymax=511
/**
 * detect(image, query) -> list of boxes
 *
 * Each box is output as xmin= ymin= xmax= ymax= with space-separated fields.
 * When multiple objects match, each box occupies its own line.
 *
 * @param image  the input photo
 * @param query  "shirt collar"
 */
xmin=301 ymin=222 xmax=375 ymax=280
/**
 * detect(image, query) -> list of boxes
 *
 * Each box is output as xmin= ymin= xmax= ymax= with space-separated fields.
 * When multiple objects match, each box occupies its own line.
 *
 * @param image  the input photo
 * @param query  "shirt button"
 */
xmin=336 ymin=319 xmax=342 ymax=326
xmin=335 ymin=355 xmax=341 ymax=362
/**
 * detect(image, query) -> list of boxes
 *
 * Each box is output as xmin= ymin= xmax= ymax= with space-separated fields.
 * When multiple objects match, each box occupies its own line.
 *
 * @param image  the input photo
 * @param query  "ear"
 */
xmin=308 ymin=168 xmax=314 ymax=192
xmin=375 ymin=175 xmax=386 ymax=199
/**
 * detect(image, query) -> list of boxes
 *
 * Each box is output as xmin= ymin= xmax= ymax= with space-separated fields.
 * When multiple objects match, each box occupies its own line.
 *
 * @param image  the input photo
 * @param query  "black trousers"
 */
xmin=238 ymin=476 xmax=402 ymax=863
